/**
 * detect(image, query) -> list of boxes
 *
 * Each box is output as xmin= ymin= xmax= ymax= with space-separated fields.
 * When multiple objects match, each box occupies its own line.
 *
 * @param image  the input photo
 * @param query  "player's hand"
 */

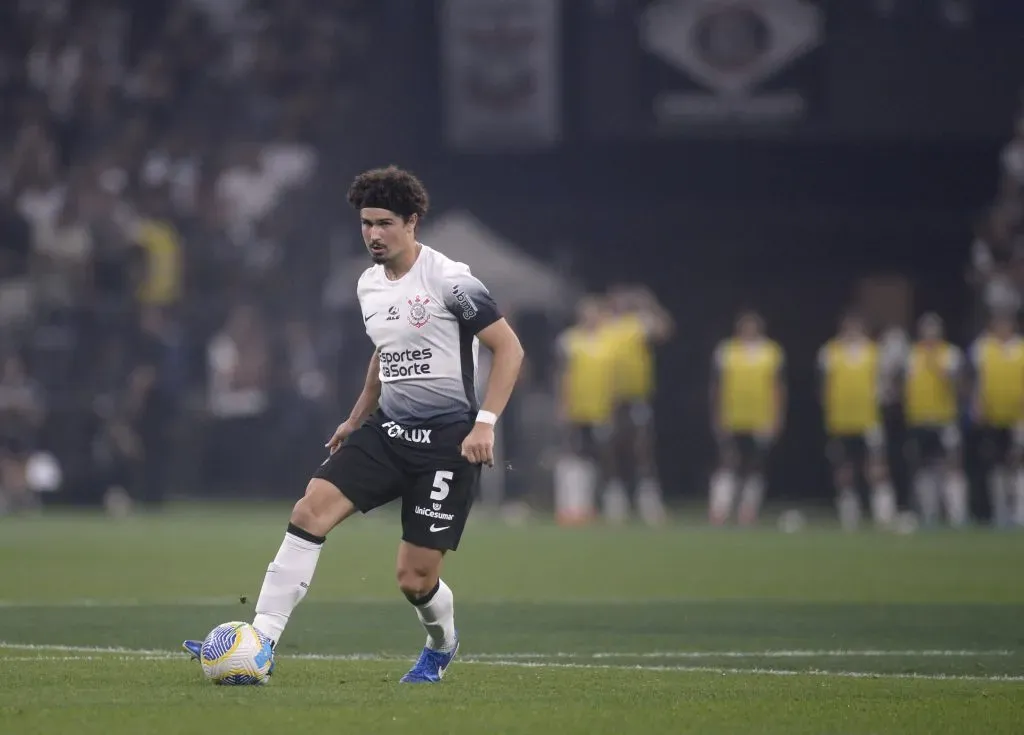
xmin=325 ymin=419 xmax=360 ymax=454
xmin=461 ymin=423 xmax=495 ymax=467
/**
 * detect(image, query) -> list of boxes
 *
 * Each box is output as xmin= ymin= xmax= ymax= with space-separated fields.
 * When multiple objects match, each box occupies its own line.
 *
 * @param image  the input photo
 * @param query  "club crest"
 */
xmin=408 ymin=295 xmax=431 ymax=328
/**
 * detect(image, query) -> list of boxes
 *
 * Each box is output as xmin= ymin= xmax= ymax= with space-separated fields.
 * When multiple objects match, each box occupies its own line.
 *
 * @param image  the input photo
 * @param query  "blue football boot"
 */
xmin=399 ymin=634 xmax=459 ymax=683
xmin=182 ymin=639 xmax=203 ymax=660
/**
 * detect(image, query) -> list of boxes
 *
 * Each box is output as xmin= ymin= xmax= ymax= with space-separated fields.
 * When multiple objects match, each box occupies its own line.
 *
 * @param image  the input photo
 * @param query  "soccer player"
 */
xmin=708 ymin=311 xmax=786 ymax=526
xmin=553 ymin=295 xmax=618 ymax=525
xmin=183 ymin=166 xmax=524 ymax=682
xmin=818 ymin=312 xmax=897 ymax=530
xmin=970 ymin=311 xmax=1024 ymax=527
xmin=901 ymin=313 xmax=968 ymax=527
xmin=604 ymin=284 xmax=674 ymax=525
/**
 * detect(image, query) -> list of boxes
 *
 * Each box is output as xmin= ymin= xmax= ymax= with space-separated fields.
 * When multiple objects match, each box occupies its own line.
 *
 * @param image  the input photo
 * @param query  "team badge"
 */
xmin=408 ymin=295 xmax=431 ymax=328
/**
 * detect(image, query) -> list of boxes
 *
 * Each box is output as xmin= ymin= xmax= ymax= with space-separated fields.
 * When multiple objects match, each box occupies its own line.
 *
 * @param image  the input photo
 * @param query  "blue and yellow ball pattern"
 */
xmin=199 ymin=622 xmax=274 ymax=685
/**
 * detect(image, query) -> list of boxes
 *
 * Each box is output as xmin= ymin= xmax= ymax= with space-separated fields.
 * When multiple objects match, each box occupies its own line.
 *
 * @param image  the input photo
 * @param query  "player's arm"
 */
xmin=967 ymin=339 xmax=982 ymax=421
xmin=816 ymin=346 xmax=829 ymax=406
xmin=773 ymin=350 xmax=787 ymax=436
xmin=444 ymin=268 xmax=523 ymax=465
xmin=348 ymin=348 xmax=382 ymax=424
xmin=326 ymin=349 xmax=380 ymax=452
xmin=709 ymin=343 xmax=724 ymax=437
xmin=475 ymin=319 xmax=525 ymax=421
xmin=633 ymin=286 xmax=674 ymax=342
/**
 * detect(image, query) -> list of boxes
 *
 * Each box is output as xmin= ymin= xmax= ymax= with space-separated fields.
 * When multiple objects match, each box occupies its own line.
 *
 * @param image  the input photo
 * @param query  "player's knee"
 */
xmin=396 ymin=563 xmax=437 ymax=601
xmin=833 ymin=464 xmax=853 ymax=487
xmin=867 ymin=460 xmax=889 ymax=484
xmin=290 ymin=479 xmax=353 ymax=537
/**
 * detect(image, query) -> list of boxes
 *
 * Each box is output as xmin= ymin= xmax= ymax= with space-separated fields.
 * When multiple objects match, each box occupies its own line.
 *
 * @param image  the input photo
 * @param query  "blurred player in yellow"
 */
xmin=709 ymin=311 xmax=786 ymax=526
xmin=553 ymin=295 xmax=618 ymax=525
xmin=901 ymin=313 xmax=968 ymax=527
xmin=818 ymin=312 xmax=896 ymax=530
xmin=970 ymin=311 xmax=1024 ymax=527
xmin=604 ymin=285 xmax=674 ymax=525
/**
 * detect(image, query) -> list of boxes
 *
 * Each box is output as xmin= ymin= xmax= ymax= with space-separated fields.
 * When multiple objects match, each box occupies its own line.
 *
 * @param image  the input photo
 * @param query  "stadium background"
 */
xmin=0 ymin=0 xmax=1022 ymax=517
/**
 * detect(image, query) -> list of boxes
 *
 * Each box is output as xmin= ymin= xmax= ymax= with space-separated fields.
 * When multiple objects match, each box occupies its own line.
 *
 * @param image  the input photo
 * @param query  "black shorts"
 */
xmin=719 ymin=432 xmax=772 ymax=470
xmin=314 ymin=411 xmax=480 ymax=551
xmin=905 ymin=425 xmax=960 ymax=465
xmin=566 ymin=422 xmax=613 ymax=460
xmin=977 ymin=427 xmax=1018 ymax=466
xmin=827 ymin=429 xmax=885 ymax=467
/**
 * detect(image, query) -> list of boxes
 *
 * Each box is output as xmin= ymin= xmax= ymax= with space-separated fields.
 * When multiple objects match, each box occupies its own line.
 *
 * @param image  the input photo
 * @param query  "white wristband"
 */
xmin=476 ymin=410 xmax=498 ymax=426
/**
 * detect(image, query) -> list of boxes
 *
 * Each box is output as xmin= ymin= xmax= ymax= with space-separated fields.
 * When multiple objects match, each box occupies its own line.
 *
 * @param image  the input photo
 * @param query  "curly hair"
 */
xmin=347 ymin=165 xmax=430 ymax=222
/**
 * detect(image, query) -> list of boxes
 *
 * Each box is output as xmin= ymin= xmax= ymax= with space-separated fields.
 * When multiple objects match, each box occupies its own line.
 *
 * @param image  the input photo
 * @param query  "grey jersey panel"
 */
xmin=357 ymin=245 xmax=501 ymax=425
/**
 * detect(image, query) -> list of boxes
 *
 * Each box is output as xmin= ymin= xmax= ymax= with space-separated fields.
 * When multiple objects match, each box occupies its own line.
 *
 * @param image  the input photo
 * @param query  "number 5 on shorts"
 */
xmin=430 ymin=470 xmax=453 ymax=501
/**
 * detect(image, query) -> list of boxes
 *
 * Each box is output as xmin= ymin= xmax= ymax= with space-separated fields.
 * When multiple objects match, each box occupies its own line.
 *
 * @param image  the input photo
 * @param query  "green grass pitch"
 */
xmin=1 ymin=503 xmax=1022 ymax=734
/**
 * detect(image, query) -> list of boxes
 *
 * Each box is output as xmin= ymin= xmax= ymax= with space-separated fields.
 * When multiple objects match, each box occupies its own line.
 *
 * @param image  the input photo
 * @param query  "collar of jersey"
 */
xmin=382 ymin=243 xmax=427 ymax=285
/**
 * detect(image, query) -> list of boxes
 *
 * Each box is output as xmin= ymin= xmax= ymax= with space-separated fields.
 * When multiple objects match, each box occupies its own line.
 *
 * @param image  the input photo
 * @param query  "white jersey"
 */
xmin=357 ymin=244 xmax=502 ymax=426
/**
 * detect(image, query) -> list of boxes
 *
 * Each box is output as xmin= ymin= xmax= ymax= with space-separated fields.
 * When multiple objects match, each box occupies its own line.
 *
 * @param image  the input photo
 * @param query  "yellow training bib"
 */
xmin=904 ymin=342 xmax=959 ymax=427
xmin=974 ymin=336 xmax=1024 ymax=428
xmin=821 ymin=340 xmax=880 ymax=435
xmin=605 ymin=315 xmax=655 ymax=401
xmin=717 ymin=339 xmax=784 ymax=433
xmin=559 ymin=327 xmax=617 ymax=425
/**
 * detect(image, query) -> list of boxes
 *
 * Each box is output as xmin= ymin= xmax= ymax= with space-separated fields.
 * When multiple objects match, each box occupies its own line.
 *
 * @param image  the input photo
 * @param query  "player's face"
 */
xmin=577 ymin=298 xmax=606 ymax=328
xmin=840 ymin=317 xmax=865 ymax=339
xmin=361 ymin=208 xmax=416 ymax=264
xmin=992 ymin=316 xmax=1016 ymax=340
xmin=737 ymin=315 xmax=762 ymax=340
xmin=918 ymin=318 xmax=942 ymax=342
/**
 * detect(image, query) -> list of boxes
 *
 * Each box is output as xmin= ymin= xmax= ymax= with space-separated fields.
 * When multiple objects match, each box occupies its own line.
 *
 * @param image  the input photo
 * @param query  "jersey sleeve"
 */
xmin=816 ymin=345 xmax=829 ymax=373
xmin=969 ymin=340 xmax=982 ymax=370
xmin=773 ymin=342 xmax=786 ymax=380
xmin=946 ymin=346 xmax=964 ymax=376
xmin=441 ymin=262 xmax=502 ymax=335
xmin=712 ymin=341 xmax=726 ymax=373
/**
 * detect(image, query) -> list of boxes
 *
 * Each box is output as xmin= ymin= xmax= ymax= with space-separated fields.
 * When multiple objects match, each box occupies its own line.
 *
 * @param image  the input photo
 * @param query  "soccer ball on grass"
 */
xmin=199 ymin=621 xmax=274 ymax=685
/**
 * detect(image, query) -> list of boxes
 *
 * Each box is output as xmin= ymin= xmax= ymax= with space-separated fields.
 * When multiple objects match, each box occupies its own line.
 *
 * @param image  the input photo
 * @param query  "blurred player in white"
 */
xmin=709 ymin=311 xmax=786 ymax=525
xmin=900 ymin=313 xmax=968 ymax=527
xmin=970 ymin=311 xmax=1024 ymax=527
xmin=604 ymin=285 xmax=673 ymax=525
xmin=818 ymin=312 xmax=896 ymax=530
xmin=184 ymin=166 xmax=524 ymax=682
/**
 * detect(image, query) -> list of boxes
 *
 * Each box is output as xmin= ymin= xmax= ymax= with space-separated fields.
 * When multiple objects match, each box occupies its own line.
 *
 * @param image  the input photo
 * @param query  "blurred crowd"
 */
xmin=0 ymin=0 xmax=373 ymax=514
xmin=969 ymin=98 xmax=1024 ymax=324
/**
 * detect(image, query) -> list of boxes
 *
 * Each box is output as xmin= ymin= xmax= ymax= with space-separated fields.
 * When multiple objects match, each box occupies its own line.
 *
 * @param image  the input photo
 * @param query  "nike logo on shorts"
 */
xmin=364 ymin=312 xmax=377 ymax=322
xmin=429 ymin=524 xmax=450 ymax=533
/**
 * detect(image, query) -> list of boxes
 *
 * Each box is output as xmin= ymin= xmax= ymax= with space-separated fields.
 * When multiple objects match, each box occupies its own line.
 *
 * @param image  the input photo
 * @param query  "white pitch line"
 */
xmin=1 ymin=643 xmax=1016 ymax=660
xmin=591 ymin=649 xmax=1017 ymax=659
xmin=0 ymin=649 xmax=1021 ymax=684
xmin=469 ymin=660 xmax=1024 ymax=683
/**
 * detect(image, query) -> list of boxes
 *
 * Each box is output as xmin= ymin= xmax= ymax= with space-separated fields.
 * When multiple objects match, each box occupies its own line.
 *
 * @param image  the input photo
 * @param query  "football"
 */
xmin=199 ymin=622 xmax=274 ymax=685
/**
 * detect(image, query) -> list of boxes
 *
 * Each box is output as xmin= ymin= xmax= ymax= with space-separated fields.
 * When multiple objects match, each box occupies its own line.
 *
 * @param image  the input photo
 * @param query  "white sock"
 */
xmin=414 ymin=579 xmax=457 ymax=652
xmin=554 ymin=456 xmax=596 ymax=524
xmin=252 ymin=528 xmax=324 ymax=644
xmin=913 ymin=468 xmax=940 ymax=527
xmin=636 ymin=477 xmax=667 ymax=526
xmin=709 ymin=470 xmax=737 ymax=524
xmin=870 ymin=481 xmax=897 ymax=527
xmin=602 ymin=478 xmax=629 ymax=524
xmin=737 ymin=474 xmax=765 ymax=525
xmin=942 ymin=471 xmax=969 ymax=528
xmin=990 ymin=469 xmax=1011 ymax=527
xmin=837 ymin=487 xmax=860 ymax=531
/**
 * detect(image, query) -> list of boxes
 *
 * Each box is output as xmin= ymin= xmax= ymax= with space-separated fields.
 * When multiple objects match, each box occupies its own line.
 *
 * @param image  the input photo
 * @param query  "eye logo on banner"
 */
xmin=640 ymin=0 xmax=822 ymax=127
xmin=441 ymin=0 xmax=561 ymax=152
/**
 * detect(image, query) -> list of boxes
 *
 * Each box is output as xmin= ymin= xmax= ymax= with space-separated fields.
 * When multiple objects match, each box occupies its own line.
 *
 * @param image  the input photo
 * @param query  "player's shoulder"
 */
xmin=356 ymin=264 xmax=385 ymax=292
xmin=420 ymin=244 xmax=475 ymax=283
